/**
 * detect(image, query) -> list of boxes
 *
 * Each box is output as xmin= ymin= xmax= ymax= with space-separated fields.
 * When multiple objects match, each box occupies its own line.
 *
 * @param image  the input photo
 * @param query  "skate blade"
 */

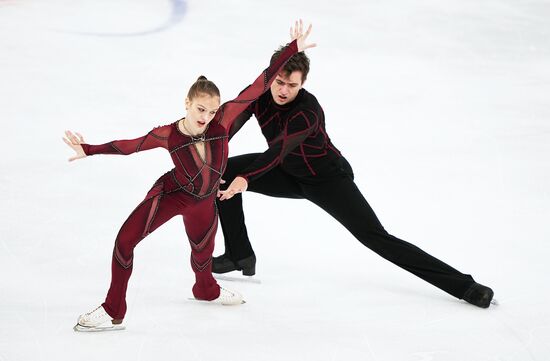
xmin=73 ymin=323 xmax=126 ymax=332
xmin=214 ymin=274 xmax=261 ymax=284
xmin=187 ymin=297 xmax=246 ymax=305
xmin=490 ymin=298 xmax=499 ymax=306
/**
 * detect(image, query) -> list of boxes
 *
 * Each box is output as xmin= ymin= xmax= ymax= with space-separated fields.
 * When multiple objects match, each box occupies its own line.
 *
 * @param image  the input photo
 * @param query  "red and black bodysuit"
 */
xmin=80 ymin=40 xmax=299 ymax=320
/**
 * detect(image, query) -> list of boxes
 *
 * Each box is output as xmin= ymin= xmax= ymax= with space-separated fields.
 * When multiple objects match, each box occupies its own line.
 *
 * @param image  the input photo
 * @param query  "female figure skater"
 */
xmin=63 ymin=22 xmax=316 ymax=331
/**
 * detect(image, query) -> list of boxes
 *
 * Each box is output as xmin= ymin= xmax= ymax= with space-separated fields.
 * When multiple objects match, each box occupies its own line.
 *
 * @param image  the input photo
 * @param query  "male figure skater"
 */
xmin=215 ymin=22 xmax=494 ymax=308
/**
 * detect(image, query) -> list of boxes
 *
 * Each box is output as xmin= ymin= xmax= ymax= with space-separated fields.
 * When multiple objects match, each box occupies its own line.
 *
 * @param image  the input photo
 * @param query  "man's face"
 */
xmin=270 ymin=70 xmax=303 ymax=105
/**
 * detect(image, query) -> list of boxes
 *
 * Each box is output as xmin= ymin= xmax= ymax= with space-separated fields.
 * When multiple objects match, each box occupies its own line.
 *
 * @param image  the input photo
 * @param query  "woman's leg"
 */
xmin=102 ymin=183 xmax=181 ymax=319
xmin=182 ymin=195 xmax=221 ymax=300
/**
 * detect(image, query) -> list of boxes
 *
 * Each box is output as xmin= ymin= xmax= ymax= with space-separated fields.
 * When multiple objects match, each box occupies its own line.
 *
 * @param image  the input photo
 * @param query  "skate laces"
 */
xmin=83 ymin=305 xmax=106 ymax=320
xmin=218 ymin=286 xmax=243 ymax=304
xmin=219 ymin=287 xmax=235 ymax=299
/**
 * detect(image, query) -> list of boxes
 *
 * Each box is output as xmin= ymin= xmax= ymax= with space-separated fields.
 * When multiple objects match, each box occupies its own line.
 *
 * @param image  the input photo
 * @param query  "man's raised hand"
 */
xmin=290 ymin=19 xmax=316 ymax=52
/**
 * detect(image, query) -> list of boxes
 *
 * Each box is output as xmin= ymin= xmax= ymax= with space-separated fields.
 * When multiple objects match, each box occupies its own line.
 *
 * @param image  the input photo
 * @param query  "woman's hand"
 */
xmin=62 ymin=130 xmax=87 ymax=162
xmin=290 ymin=19 xmax=316 ymax=52
xmin=217 ymin=176 xmax=248 ymax=201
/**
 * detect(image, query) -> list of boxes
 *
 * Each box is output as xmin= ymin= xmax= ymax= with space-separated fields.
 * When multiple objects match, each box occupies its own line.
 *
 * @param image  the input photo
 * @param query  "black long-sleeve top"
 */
xmin=228 ymin=88 xmax=343 ymax=182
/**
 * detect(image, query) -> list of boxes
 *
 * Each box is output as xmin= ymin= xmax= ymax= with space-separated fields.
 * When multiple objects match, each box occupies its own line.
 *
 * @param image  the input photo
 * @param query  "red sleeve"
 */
xmin=81 ymin=124 xmax=171 ymax=156
xmin=215 ymin=39 xmax=299 ymax=131
xmin=237 ymin=110 xmax=318 ymax=182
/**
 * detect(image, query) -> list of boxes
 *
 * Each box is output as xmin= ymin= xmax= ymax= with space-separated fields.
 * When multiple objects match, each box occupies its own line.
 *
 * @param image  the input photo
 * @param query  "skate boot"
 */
xmin=462 ymin=283 xmax=494 ymax=308
xmin=212 ymin=254 xmax=256 ymax=276
xmin=73 ymin=305 xmax=125 ymax=332
xmin=194 ymin=286 xmax=245 ymax=305
xmin=212 ymin=286 xmax=245 ymax=305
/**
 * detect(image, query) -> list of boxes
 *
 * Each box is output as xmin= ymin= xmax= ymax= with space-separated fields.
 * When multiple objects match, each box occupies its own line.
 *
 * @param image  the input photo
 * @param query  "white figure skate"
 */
xmin=73 ymin=305 xmax=125 ymax=332
xmin=191 ymin=286 xmax=245 ymax=305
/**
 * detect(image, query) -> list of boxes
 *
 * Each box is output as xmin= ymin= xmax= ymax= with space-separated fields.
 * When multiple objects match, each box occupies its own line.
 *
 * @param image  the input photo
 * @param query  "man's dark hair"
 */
xmin=270 ymin=45 xmax=310 ymax=83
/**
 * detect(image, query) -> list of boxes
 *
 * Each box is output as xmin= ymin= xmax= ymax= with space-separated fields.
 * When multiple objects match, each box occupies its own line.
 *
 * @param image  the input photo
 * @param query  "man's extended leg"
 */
xmin=301 ymin=160 xmax=489 ymax=303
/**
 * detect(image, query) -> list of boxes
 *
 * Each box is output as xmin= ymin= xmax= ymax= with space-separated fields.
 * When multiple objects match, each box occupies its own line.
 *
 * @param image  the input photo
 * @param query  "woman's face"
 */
xmin=184 ymin=93 xmax=220 ymax=134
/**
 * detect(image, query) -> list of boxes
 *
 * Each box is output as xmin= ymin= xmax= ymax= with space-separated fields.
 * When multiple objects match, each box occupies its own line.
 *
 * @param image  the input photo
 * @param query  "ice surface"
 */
xmin=1 ymin=0 xmax=549 ymax=360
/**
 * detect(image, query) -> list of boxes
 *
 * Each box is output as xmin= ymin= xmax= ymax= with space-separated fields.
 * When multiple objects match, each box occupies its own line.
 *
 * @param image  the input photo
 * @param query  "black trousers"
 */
xmin=217 ymin=153 xmax=475 ymax=299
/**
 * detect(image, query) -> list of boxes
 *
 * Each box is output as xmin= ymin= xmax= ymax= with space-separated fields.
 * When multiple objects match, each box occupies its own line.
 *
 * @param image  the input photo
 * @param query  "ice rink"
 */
xmin=1 ymin=0 xmax=550 ymax=360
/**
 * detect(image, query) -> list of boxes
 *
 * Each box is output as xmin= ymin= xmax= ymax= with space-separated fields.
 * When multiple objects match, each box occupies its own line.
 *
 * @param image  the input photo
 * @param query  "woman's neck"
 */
xmin=179 ymin=118 xmax=202 ymax=137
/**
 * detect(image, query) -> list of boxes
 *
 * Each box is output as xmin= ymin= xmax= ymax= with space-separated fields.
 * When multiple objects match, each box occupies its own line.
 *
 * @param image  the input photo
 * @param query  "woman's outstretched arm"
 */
xmin=62 ymin=124 xmax=172 ymax=162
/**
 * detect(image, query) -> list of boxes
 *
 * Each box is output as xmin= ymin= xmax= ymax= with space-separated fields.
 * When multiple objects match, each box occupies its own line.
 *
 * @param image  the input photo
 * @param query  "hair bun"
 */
xmin=187 ymin=75 xmax=220 ymax=100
